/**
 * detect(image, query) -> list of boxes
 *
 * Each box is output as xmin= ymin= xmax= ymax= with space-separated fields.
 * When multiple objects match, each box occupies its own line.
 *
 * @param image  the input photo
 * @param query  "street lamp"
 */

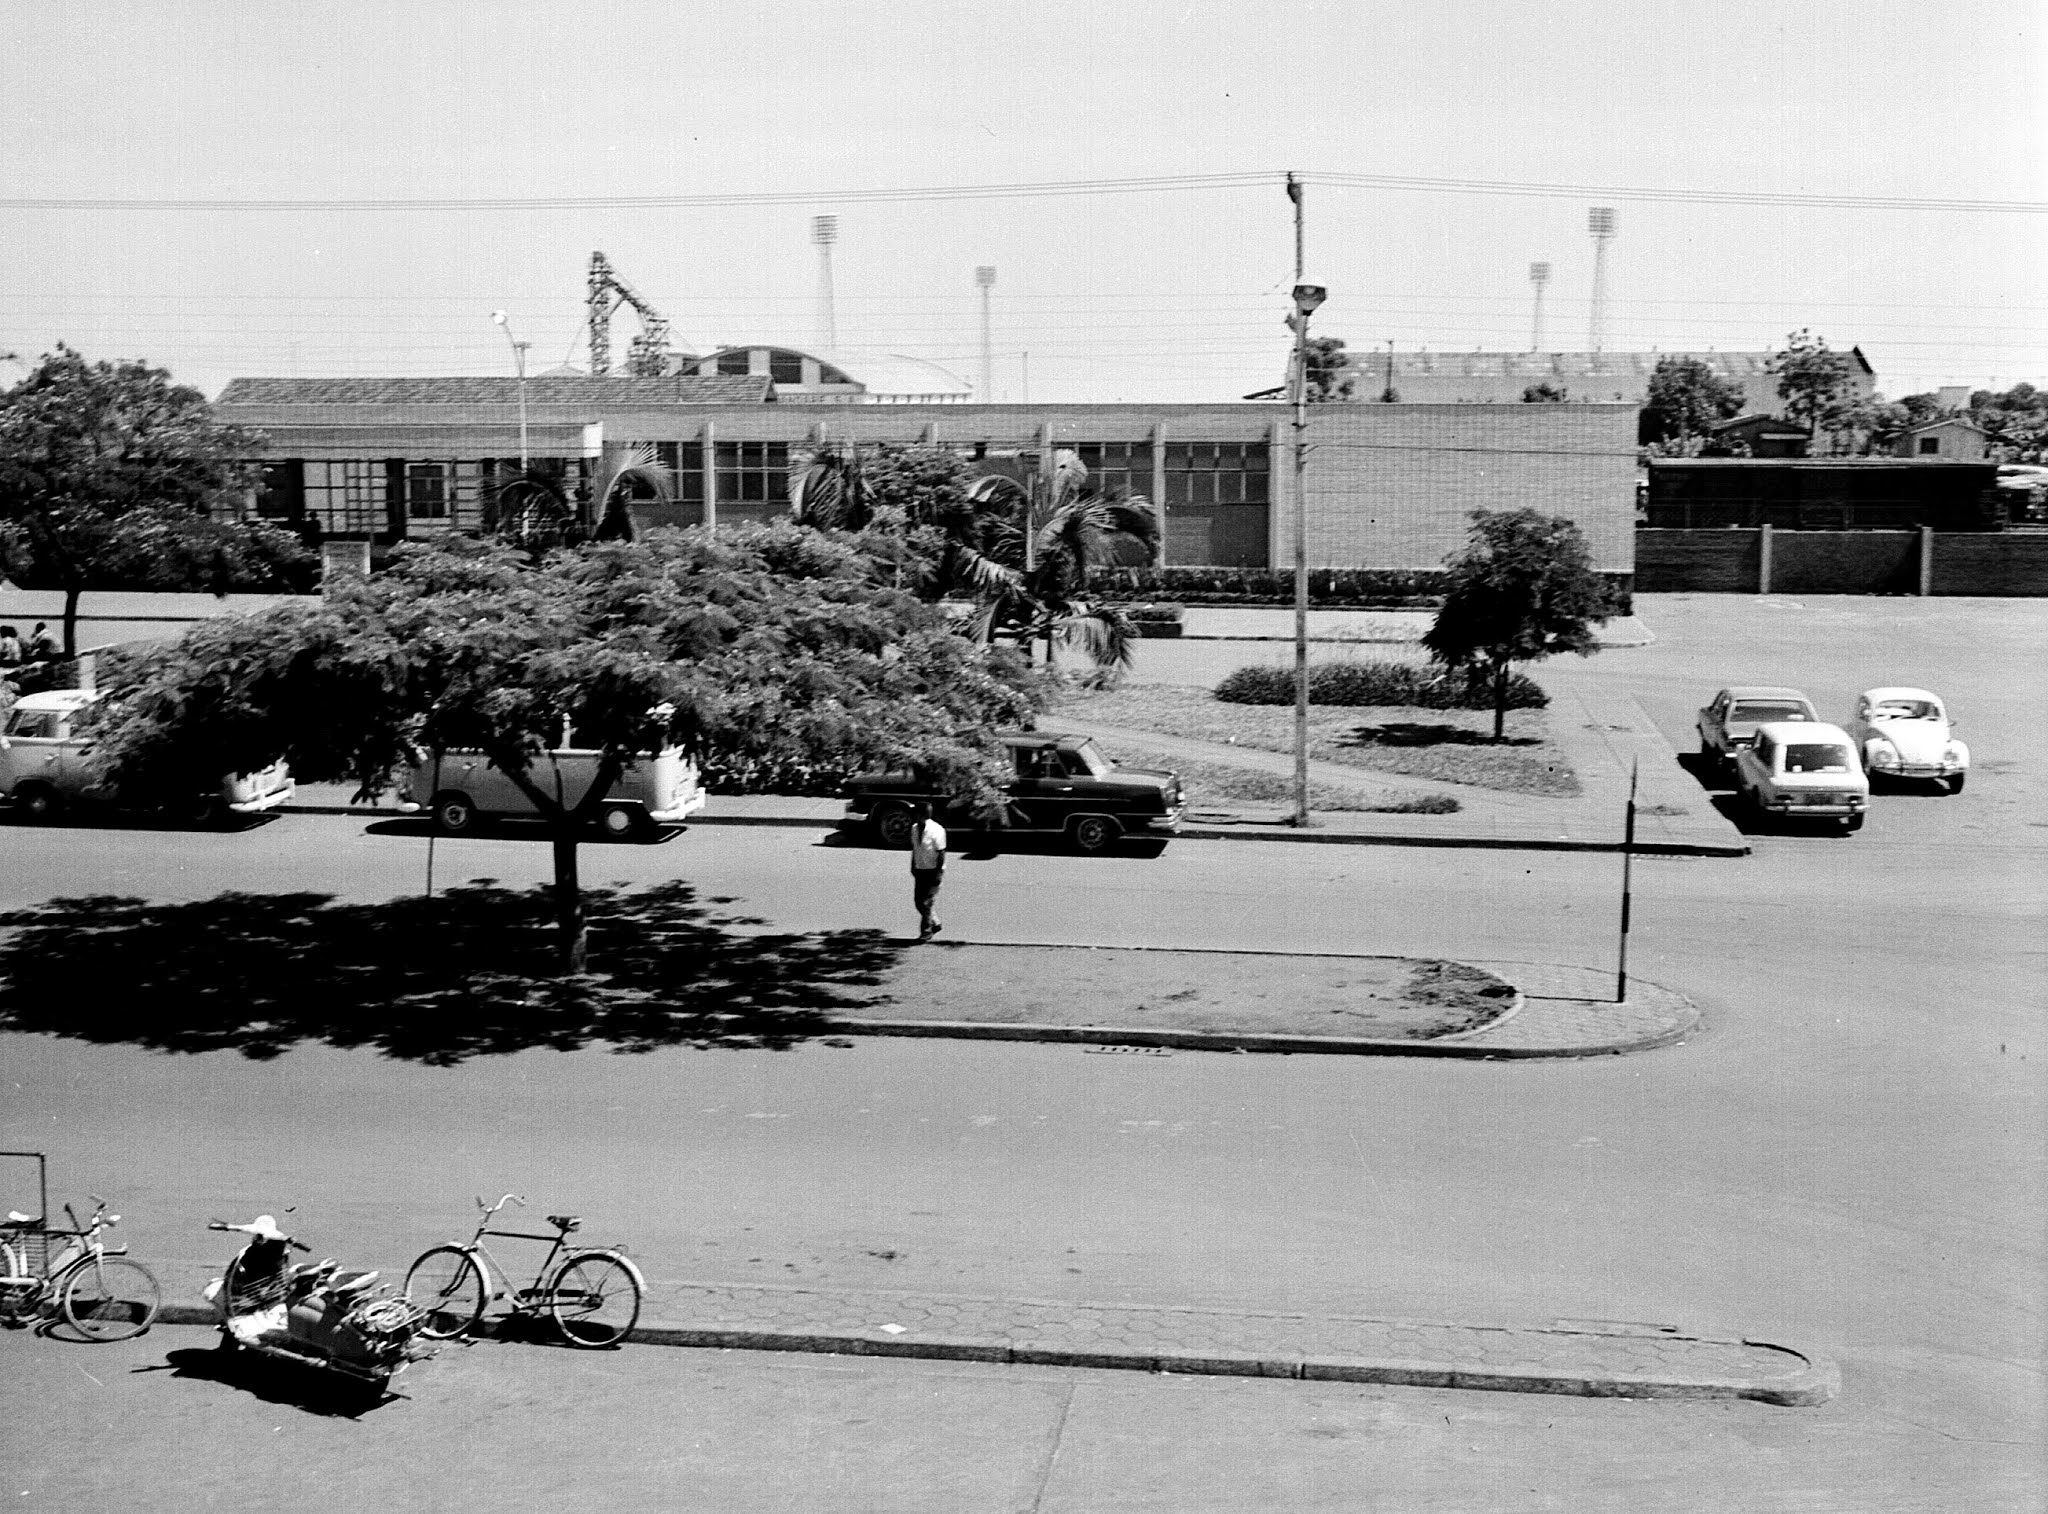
xmin=1288 ymin=280 xmax=1326 ymax=828
xmin=491 ymin=310 xmax=531 ymax=470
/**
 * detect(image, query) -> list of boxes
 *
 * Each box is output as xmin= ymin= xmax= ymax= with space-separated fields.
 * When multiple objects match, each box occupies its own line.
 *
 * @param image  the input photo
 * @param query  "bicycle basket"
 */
xmin=6 ymin=1229 xmax=50 ymax=1279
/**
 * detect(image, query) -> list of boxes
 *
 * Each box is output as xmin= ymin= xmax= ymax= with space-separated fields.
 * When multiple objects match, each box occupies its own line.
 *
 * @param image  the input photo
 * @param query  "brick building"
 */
xmin=214 ymin=378 xmax=1638 ymax=576
xmin=1326 ymin=348 xmax=1875 ymax=418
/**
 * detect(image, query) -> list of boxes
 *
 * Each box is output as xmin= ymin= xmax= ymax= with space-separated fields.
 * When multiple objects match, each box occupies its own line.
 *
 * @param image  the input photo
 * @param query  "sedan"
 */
xmin=1697 ymin=686 xmax=1819 ymax=776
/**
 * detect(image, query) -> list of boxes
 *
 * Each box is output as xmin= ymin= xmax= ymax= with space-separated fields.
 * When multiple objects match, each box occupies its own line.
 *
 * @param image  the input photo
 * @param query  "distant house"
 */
xmin=1708 ymin=414 xmax=1812 ymax=458
xmin=1896 ymin=418 xmax=1989 ymax=461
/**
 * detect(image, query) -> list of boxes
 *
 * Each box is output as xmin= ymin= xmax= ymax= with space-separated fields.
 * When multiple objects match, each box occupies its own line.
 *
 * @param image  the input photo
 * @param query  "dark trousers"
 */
xmin=912 ymin=866 xmax=943 ymax=931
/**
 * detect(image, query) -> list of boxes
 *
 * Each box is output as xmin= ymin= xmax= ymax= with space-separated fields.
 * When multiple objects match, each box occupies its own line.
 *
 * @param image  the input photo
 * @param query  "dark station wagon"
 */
xmin=842 ymin=732 xmax=1185 ymax=853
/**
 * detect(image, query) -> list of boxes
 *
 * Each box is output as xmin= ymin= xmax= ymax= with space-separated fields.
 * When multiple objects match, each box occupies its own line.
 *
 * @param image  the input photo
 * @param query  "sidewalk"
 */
xmin=1170 ymin=606 xmax=1656 ymax=648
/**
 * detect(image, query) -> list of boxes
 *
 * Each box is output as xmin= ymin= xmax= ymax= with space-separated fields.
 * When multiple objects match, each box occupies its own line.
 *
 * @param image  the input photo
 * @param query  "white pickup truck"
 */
xmin=0 ymin=689 xmax=296 ymax=824
xmin=399 ymin=742 xmax=707 ymax=839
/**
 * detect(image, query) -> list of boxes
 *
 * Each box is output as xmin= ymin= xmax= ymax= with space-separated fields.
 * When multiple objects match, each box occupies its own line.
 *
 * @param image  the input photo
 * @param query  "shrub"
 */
xmin=1213 ymin=659 xmax=1548 ymax=711
xmin=1086 ymin=565 xmax=1632 ymax=615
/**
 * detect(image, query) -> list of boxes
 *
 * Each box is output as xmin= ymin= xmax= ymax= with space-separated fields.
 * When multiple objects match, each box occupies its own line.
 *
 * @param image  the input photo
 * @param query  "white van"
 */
xmin=0 ymin=689 xmax=295 ymax=824
xmin=399 ymin=741 xmax=707 ymax=839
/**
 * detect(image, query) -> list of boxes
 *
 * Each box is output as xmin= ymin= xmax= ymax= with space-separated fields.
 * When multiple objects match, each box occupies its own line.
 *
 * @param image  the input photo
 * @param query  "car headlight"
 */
xmin=1869 ymin=743 xmax=1899 ymax=769
xmin=1942 ymin=745 xmax=1964 ymax=765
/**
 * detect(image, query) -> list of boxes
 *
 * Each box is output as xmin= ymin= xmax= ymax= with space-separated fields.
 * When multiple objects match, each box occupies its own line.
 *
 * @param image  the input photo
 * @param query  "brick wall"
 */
xmin=1635 ymin=529 xmax=1759 ymax=592
xmin=1930 ymin=533 xmax=2048 ymax=595
xmin=1296 ymin=404 xmax=1638 ymax=572
xmin=1635 ymin=528 xmax=2048 ymax=595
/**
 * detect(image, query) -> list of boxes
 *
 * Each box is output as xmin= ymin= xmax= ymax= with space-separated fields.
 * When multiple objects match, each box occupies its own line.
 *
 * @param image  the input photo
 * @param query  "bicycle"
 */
xmin=0 ymin=1188 xmax=162 ymax=1342
xmin=404 ymin=1194 xmax=644 ymax=1348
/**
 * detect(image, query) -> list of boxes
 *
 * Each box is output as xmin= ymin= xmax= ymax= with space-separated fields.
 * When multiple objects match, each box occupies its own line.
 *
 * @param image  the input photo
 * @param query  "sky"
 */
xmin=2 ymin=0 xmax=2043 ymax=405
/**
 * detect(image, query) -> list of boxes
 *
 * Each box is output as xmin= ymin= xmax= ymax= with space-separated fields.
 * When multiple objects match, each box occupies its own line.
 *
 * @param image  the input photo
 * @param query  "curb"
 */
xmin=145 ymin=1304 xmax=1835 ymax=1406
xmin=276 ymin=805 xmax=1750 ymax=856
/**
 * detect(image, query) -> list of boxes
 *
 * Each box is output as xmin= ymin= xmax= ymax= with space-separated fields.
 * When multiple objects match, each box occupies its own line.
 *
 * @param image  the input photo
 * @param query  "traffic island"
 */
xmin=821 ymin=944 xmax=1697 ymax=1058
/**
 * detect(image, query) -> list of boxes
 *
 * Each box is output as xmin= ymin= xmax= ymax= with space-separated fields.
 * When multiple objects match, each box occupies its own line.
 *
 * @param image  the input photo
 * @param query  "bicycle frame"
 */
xmin=454 ymin=1195 xmax=588 ymax=1310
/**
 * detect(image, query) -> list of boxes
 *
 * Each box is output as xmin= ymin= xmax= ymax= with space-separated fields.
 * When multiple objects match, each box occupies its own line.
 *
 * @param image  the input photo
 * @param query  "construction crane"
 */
xmin=587 ymin=251 xmax=686 ymax=376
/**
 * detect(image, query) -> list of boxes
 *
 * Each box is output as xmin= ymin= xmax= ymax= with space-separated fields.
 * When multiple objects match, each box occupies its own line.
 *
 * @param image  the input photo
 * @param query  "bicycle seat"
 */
xmin=3 ymin=1212 xmax=41 ymax=1227
xmin=547 ymin=1215 xmax=581 ymax=1234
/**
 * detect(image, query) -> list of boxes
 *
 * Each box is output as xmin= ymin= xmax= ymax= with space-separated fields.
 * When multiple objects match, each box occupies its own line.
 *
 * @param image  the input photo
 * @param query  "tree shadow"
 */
xmin=0 ymin=881 xmax=900 ymax=1064
xmin=1336 ymin=722 xmax=1541 ymax=750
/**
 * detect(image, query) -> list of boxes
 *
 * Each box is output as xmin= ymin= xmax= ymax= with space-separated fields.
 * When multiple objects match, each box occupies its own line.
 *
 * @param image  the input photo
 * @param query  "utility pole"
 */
xmin=975 ymin=266 xmax=996 ymax=399
xmin=1616 ymin=757 xmax=1639 ymax=1002
xmin=491 ymin=310 xmax=530 ymax=469
xmin=1285 ymin=173 xmax=1324 ymax=829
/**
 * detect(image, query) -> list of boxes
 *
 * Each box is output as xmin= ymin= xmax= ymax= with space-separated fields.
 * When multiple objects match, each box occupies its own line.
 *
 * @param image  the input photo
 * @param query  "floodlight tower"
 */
xmin=1587 ymin=207 xmax=1617 ymax=358
xmin=1528 ymin=261 xmax=1552 ymax=352
xmin=975 ymin=265 xmax=997 ymax=400
xmin=813 ymin=215 xmax=839 ymax=350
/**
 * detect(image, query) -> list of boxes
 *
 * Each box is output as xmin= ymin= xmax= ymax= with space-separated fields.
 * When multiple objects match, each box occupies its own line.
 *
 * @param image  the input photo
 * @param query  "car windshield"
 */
xmin=1873 ymin=700 xmax=1937 ymax=721
xmin=1784 ymin=743 xmax=1854 ymax=774
xmin=1070 ymin=740 xmax=1114 ymax=778
xmin=1732 ymin=700 xmax=1809 ymax=723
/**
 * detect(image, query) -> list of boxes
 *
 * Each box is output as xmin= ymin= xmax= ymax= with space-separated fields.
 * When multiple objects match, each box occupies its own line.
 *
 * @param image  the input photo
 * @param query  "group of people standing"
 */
xmin=0 ymin=622 xmax=62 ymax=705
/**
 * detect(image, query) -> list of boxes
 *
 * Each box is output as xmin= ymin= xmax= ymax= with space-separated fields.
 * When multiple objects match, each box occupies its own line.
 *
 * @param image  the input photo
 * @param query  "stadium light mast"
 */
xmin=1587 ymin=208 xmax=1617 ymax=358
xmin=813 ymin=216 xmax=839 ymax=351
xmin=975 ymin=265 xmax=997 ymax=400
xmin=1529 ymin=261 xmax=1552 ymax=352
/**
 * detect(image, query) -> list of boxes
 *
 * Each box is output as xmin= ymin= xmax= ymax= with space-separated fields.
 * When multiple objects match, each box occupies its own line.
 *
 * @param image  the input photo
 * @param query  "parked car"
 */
xmin=1731 ymin=720 xmax=1870 ymax=832
xmin=842 ymin=732 xmax=1184 ymax=854
xmin=1844 ymin=687 xmax=1968 ymax=793
xmin=0 ymin=689 xmax=295 ymax=824
xmin=1696 ymin=686 xmax=1819 ymax=775
xmin=397 ymin=741 xmax=706 ymax=838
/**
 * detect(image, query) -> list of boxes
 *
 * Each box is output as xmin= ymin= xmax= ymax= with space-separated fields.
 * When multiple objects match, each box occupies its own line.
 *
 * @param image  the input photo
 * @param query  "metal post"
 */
xmin=492 ymin=311 xmax=531 ymax=470
xmin=1287 ymin=174 xmax=1311 ymax=828
xmin=1616 ymin=757 xmax=1638 ymax=1002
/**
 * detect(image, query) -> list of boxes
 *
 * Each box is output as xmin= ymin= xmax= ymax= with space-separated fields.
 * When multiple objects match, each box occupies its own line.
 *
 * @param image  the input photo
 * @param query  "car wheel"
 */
xmin=1946 ymin=773 xmax=1966 ymax=795
xmin=183 ymin=793 xmax=228 ymax=829
xmin=1068 ymin=814 xmax=1119 ymax=854
xmin=431 ymin=791 xmax=477 ymax=835
xmin=598 ymin=803 xmax=649 ymax=839
xmin=12 ymin=783 xmax=61 ymax=823
xmin=874 ymin=805 xmax=916 ymax=849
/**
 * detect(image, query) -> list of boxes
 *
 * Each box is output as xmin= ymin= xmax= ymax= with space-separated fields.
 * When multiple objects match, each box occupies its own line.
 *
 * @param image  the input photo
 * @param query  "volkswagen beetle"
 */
xmin=1845 ymin=687 xmax=1968 ymax=794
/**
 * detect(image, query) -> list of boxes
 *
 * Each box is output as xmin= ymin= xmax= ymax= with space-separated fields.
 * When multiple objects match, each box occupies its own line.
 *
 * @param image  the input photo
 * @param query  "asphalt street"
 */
xmin=1 ymin=595 xmax=2042 ymax=1510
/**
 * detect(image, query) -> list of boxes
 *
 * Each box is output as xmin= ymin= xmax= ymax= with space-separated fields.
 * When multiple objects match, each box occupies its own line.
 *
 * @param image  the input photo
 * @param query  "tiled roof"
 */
xmin=217 ymin=375 xmax=774 ymax=405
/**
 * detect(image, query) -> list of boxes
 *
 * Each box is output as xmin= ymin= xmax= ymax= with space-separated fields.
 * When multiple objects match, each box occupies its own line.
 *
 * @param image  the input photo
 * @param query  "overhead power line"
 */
xmin=1 ymin=170 xmax=2040 ymax=215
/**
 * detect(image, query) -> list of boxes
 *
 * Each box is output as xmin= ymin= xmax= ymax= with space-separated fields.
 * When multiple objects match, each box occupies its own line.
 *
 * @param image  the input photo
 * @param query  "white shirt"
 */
xmin=909 ymin=819 xmax=947 ymax=870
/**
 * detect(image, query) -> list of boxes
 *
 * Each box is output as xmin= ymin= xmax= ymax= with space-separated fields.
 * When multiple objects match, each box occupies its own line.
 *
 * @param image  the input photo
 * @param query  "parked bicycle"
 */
xmin=0 ymin=1154 xmax=160 ymax=1342
xmin=405 ymin=1194 xmax=644 ymax=1348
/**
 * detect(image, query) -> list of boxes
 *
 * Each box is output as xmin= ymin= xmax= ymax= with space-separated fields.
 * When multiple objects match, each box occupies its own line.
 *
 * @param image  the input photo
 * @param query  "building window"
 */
xmin=1918 ymin=436 xmax=1941 ymax=455
xmin=769 ymin=351 xmax=803 ymax=385
xmin=254 ymin=461 xmax=304 ymax=521
xmin=1164 ymin=441 xmax=1270 ymax=507
xmin=1074 ymin=442 xmax=1150 ymax=500
xmin=301 ymin=460 xmax=387 ymax=536
xmin=717 ymin=350 xmax=752 ymax=376
xmin=715 ymin=441 xmax=790 ymax=519
xmin=406 ymin=463 xmax=449 ymax=520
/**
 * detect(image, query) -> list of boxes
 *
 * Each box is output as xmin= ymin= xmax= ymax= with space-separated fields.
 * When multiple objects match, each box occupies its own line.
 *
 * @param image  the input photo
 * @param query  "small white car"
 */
xmin=0 ymin=689 xmax=295 ymax=824
xmin=1732 ymin=720 xmax=1870 ymax=833
xmin=399 ymin=742 xmax=707 ymax=838
xmin=1844 ymin=687 xmax=1969 ymax=794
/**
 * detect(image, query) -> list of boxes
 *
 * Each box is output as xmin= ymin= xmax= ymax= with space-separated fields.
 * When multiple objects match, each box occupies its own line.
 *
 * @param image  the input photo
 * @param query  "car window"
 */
xmin=1753 ymin=734 xmax=1775 ymax=765
xmin=1875 ymin=700 xmax=1934 ymax=720
xmin=1785 ymin=743 xmax=1853 ymax=774
xmin=4 ymin=710 xmax=59 ymax=739
xmin=1732 ymin=700 xmax=1809 ymax=723
xmin=1070 ymin=742 xmax=1112 ymax=778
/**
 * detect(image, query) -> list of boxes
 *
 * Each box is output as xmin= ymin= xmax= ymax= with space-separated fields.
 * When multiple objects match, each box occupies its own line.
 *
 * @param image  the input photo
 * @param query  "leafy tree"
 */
xmin=0 ymin=346 xmax=314 ymax=654
xmin=1421 ymin=508 xmax=1622 ymax=740
xmin=1641 ymin=356 xmax=1747 ymax=445
xmin=86 ymin=527 xmax=1041 ymax=970
xmin=1304 ymin=337 xmax=1356 ymax=402
xmin=1768 ymin=329 xmax=1857 ymax=450
xmin=1968 ymin=382 xmax=2048 ymax=461
xmin=1521 ymin=381 xmax=1569 ymax=403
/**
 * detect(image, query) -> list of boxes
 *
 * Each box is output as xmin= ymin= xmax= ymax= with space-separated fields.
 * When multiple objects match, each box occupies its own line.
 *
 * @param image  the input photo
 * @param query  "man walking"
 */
xmin=908 ymin=802 xmax=946 ymax=941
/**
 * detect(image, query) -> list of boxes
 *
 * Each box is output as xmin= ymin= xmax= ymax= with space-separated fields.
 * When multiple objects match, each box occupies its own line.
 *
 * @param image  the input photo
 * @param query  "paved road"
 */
xmin=2 ymin=594 xmax=2041 ymax=1509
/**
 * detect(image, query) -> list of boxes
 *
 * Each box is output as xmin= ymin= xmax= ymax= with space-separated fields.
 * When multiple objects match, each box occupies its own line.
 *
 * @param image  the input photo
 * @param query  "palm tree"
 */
xmin=590 ymin=443 xmax=676 ymax=540
xmin=790 ymin=440 xmax=1018 ymax=605
xmin=964 ymin=449 xmax=1159 ymax=671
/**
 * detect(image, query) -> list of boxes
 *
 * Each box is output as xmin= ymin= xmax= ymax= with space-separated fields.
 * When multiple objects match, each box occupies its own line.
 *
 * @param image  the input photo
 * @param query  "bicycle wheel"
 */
xmin=61 ymin=1257 xmax=161 ymax=1341
xmin=547 ymin=1252 xmax=641 ymax=1348
xmin=405 ymin=1247 xmax=487 ymax=1340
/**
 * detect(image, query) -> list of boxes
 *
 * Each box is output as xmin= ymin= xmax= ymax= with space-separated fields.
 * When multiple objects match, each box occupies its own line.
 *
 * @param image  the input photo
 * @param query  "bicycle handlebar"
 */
xmin=476 ymin=1193 xmax=527 ymax=1216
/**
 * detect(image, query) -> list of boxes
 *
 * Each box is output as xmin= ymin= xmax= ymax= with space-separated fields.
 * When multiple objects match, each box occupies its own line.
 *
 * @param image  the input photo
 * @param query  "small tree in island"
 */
xmin=0 ymin=346 xmax=314 ymax=654
xmin=86 ymin=526 xmax=1041 ymax=972
xmin=1421 ymin=508 xmax=1623 ymax=740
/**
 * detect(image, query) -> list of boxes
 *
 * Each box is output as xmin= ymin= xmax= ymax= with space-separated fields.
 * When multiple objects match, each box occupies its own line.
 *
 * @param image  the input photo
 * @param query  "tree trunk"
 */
xmin=1492 ymin=658 xmax=1509 ymax=742
xmin=62 ymin=585 xmax=82 ymax=660
xmin=551 ymin=826 xmax=589 ymax=975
